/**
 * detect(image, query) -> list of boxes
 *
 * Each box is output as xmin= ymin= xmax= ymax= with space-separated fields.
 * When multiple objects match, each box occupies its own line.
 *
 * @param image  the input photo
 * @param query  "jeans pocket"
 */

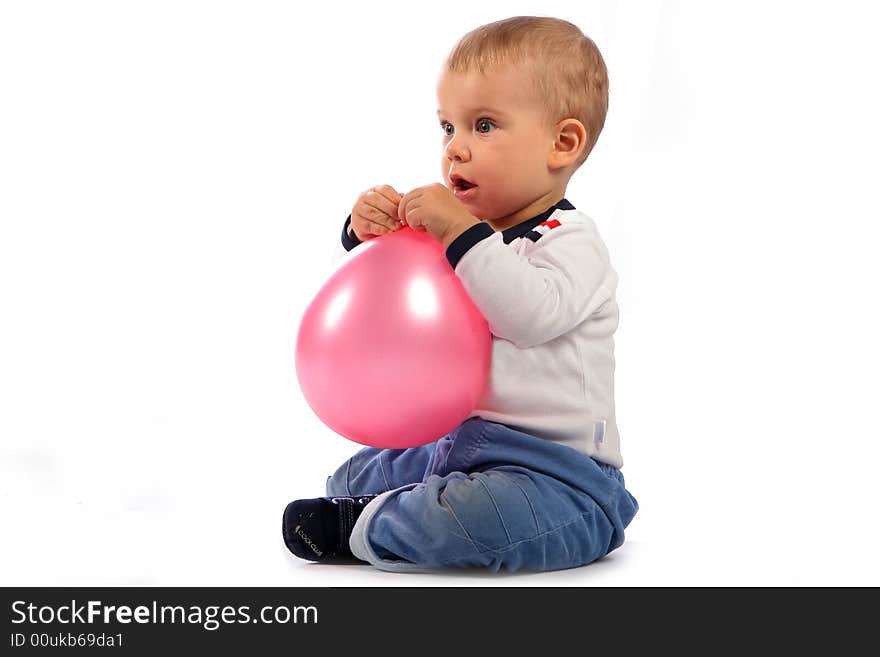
xmin=441 ymin=418 xmax=490 ymax=475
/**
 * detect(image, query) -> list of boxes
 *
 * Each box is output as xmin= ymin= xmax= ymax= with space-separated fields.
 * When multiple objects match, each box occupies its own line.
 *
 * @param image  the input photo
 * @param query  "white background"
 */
xmin=1 ymin=0 xmax=878 ymax=586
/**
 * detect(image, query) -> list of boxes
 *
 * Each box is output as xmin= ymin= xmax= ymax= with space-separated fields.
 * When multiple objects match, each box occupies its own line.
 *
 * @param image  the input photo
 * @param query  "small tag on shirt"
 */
xmin=592 ymin=420 xmax=606 ymax=446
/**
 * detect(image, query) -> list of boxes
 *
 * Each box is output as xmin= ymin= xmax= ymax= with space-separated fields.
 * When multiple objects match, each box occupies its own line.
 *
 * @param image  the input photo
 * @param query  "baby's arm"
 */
xmin=451 ymin=224 xmax=616 ymax=348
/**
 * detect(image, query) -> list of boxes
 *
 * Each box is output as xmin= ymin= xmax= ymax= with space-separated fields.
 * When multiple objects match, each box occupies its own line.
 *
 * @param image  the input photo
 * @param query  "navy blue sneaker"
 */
xmin=282 ymin=495 xmax=377 ymax=562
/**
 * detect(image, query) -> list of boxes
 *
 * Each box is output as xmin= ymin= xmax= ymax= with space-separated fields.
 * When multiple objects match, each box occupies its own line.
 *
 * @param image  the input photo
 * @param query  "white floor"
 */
xmin=3 ymin=419 xmax=878 ymax=587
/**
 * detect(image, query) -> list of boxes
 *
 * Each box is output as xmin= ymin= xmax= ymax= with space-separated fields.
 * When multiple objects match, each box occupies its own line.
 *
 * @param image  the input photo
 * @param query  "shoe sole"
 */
xmin=282 ymin=500 xmax=327 ymax=561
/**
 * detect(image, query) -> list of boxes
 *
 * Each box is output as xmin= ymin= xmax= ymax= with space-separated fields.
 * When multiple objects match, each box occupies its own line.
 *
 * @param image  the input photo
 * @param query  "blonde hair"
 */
xmin=445 ymin=16 xmax=609 ymax=165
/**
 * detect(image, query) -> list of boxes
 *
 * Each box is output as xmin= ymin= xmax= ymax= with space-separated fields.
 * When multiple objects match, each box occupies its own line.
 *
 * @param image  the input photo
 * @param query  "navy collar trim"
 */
xmin=500 ymin=198 xmax=575 ymax=244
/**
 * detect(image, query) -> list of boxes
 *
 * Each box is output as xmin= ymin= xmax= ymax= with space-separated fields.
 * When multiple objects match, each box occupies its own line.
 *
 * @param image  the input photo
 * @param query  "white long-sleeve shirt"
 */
xmin=341 ymin=198 xmax=624 ymax=468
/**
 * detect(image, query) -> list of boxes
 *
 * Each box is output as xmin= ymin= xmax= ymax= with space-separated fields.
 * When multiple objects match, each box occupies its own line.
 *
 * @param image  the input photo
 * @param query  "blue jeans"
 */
xmin=327 ymin=418 xmax=638 ymax=573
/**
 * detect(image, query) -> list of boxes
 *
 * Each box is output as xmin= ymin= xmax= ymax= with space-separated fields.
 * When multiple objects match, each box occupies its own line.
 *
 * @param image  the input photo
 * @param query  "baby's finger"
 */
xmin=362 ymin=191 xmax=402 ymax=227
xmin=397 ymin=191 xmax=422 ymax=224
xmin=396 ymin=194 xmax=408 ymax=223
xmin=371 ymin=184 xmax=404 ymax=207
xmin=354 ymin=214 xmax=394 ymax=238
xmin=359 ymin=201 xmax=402 ymax=231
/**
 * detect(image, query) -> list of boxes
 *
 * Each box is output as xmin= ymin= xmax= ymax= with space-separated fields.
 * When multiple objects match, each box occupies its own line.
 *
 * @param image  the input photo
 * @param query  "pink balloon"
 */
xmin=295 ymin=227 xmax=491 ymax=449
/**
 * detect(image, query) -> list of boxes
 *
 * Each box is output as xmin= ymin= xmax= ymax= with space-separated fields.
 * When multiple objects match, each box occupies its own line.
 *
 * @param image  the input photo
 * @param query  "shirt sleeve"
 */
xmin=341 ymin=215 xmax=362 ymax=251
xmin=450 ymin=224 xmax=617 ymax=348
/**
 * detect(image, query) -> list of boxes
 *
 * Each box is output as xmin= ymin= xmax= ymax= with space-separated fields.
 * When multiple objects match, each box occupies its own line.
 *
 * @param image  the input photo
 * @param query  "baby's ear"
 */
xmin=549 ymin=119 xmax=588 ymax=170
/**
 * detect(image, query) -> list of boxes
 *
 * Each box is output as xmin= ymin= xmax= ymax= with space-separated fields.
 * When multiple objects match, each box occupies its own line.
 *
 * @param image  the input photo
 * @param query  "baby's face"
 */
xmin=437 ymin=65 xmax=557 ymax=226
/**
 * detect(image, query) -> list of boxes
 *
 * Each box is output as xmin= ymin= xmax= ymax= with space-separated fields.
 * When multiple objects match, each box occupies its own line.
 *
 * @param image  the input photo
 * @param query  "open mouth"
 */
xmin=450 ymin=174 xmax=478 ymax=194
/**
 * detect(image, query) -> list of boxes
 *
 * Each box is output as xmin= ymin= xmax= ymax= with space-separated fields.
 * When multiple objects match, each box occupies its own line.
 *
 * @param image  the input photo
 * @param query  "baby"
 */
xmin=283 ymin=16 xmax=638 ymax=573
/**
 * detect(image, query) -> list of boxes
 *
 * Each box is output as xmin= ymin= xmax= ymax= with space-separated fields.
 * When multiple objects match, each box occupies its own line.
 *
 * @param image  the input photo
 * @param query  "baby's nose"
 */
xmin=445 ymin=138 xmax=470 ymax=162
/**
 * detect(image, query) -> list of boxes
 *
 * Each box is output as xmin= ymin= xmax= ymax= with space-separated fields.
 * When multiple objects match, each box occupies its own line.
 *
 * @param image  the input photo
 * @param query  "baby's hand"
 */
xmin=398 ymin=184 xmax=480 ymax=247
xmin=350 ymin=185 xmax=405 ymax=241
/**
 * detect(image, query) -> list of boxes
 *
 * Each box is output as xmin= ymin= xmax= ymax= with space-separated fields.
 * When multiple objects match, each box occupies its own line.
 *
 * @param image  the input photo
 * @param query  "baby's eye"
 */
xmin=476 ymin=119 xmax=496 ymax=133
xmin=440 ymin=122 xmax=454 ymax=136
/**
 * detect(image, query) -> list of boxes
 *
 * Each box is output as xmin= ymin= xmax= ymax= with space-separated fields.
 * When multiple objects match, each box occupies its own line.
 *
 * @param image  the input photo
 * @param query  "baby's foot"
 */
xmin=282 ymin=495 xmax=377 ymax=562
